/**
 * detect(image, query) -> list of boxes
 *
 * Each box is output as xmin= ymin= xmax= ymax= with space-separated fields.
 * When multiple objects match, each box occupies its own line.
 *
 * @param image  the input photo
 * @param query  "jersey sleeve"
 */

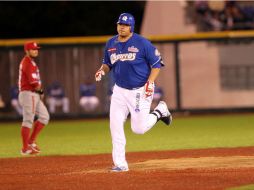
xmin=23 ymin=61 xmax=40 ymax=88
xmin=102 ymin=41 xmax=113 ymax=70
xmin=144 ymin=40 xmax=164 ymax=68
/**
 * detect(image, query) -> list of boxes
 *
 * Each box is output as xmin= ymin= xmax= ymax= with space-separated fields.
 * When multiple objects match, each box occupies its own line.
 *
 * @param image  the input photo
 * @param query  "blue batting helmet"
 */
xmin=117 ymin=13 xmax=135 ymax=32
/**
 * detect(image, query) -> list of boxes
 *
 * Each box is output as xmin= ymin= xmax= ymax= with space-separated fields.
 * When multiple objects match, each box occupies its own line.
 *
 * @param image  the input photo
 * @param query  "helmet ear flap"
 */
xmin=129 ymin=24 xmax=134 ymax=33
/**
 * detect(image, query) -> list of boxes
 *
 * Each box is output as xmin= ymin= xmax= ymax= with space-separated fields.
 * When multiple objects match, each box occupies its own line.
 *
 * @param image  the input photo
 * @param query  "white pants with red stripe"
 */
xmin=19 ymin=91 xmax=49 ymax=128
xmin=110 ymin=85 xmax=157 ymax=169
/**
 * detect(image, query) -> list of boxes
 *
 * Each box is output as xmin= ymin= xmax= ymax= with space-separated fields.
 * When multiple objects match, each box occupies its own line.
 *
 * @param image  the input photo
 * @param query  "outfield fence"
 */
xmin=0 ymin=30 xmax=254 ymax=118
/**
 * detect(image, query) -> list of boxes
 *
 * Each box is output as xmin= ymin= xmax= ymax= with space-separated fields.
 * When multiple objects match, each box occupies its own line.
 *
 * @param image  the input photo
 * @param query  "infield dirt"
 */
xmin=1 ymin=147 xmax=254 ymax=190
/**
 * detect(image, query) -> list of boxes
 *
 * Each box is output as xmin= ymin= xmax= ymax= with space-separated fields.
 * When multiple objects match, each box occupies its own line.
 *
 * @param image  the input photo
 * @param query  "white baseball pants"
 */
xmin=110 ymin=84 xmax=157 ymax=169
xmin=19 ymin=91 xmax=49 ymax=128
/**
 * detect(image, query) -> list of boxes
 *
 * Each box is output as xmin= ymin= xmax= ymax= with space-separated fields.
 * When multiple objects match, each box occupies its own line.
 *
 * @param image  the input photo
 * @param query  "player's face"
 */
xmin=117 ymin=24 xmax=131 ymax=37
xmin=28 ymin=49 xmax=39 ymax=58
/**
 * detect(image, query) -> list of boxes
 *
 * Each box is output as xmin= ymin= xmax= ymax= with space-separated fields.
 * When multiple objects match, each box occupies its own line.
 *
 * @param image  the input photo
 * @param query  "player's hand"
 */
xmin=144 ymin=80 xmax=154 ymax=98
xmin=95 ymin=69 xmax=105 ymax=81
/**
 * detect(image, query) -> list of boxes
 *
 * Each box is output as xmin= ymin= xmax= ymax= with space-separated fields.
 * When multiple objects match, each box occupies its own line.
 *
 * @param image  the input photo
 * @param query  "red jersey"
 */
xmin=18 ymin=56 xmax=41 ymax=92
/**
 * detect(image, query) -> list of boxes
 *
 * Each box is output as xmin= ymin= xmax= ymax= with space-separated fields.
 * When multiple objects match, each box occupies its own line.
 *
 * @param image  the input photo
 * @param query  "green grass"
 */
xmin=226 ymin=184 xmax=254 ymax=190
xmin=0 ymin=114 xmax=254 ymax=158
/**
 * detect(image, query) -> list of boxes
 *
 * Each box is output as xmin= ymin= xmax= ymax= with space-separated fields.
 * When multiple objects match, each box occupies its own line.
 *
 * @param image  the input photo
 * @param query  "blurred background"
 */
xmin=0 ymin=0 xmax=254 ymax=120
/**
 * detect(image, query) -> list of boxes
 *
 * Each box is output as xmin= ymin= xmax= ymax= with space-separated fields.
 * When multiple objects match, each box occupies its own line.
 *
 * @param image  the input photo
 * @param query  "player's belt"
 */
xmin=125 ymin=86 xmax=143 ymax=90
xmin=116 ymin=84 xmax=143 ymax=90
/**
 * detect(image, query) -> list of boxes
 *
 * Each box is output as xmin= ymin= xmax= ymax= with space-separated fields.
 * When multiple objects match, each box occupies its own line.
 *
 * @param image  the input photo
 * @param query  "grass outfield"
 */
xmin=227 ymin=184 xmax=254 ymax=190
xmin=0 ymin=114 xmax=254 ymax=158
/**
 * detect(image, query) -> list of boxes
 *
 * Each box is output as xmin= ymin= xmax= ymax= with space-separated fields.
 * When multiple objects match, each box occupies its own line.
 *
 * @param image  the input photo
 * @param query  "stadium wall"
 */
xmin=0 ymin=32 xmax=254 ymax=116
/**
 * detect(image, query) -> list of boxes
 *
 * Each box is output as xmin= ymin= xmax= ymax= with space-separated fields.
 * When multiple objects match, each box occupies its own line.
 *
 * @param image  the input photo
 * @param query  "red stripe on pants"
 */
xmin=32 ymin=96 xmax=35 ymax=114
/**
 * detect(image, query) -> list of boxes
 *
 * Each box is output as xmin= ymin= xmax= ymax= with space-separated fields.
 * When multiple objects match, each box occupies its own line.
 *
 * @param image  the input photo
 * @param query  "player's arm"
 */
xmin=148 ymin=68 xmax=160 ymax=83
xmin=95 ymin=45 xmax=111 ymax=81
xmin=95 ymin=42 xmax=112 ymax=82
xmin=34 ymin=85 xmax=44 ymax=95
xmin=100 ymin=64 xmax=110 ymax=74
xmin=23 ymin=62 xmax=43 ymax=95
xmin=95 ymin=64 xmax=110 ymax=82
xmin=144 ymin=68 xmax=160 ymax=98
xmin=144 ymin=41 xmax=164 ymax=98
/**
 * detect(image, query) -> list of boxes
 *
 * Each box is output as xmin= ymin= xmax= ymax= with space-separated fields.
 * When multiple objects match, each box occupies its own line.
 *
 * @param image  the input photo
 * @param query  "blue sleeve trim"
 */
xmin=151 ymin=58 xmax=164 ymax=68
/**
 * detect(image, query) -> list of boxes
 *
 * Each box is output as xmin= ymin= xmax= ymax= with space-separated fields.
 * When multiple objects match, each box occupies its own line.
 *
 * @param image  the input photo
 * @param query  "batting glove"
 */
xmin=95 ymin=69 xmax=105 ymax=81
xmin=144 ymin=80 xmax=155 ymax=98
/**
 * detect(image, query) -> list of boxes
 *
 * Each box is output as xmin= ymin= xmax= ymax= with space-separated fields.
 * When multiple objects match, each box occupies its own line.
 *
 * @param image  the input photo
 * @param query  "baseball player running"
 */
xmin=19 ymin=41 xmax=50 ymax=155
xmin=95 ymin=13 xmax=172 ymax=172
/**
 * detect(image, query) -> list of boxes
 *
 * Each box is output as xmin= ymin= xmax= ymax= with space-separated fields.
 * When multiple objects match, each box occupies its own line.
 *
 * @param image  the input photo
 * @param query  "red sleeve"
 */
xmin=23 ymin=59 xmax=40 ymax=88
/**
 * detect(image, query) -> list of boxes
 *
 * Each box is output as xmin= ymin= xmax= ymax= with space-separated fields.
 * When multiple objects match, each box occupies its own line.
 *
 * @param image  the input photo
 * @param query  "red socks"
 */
xmin=21 ymin=127 xmax=30 ymax=150
xmin=21 ymin=121 xmax=45 ymax=150
xmin=29 ymin=121 xmax=45 ymax=144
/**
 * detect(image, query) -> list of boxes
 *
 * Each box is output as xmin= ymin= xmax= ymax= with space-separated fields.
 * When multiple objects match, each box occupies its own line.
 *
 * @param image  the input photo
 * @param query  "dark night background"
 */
xmin=0 ymin=1 xmax=146 ymax=39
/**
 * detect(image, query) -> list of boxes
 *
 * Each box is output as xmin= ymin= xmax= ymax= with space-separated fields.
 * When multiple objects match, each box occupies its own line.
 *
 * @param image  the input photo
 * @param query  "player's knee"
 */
xmin=22 ymin=120 xmax=33 ymax=128
xmin=38 ymin=111 xmax=50 ymax=125
xmin=131 ymin=125 xmax=146 ymax=135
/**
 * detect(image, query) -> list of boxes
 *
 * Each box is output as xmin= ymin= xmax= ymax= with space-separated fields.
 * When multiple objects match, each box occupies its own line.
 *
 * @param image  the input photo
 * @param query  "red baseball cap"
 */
xmin=24 ymin=41 xmax=40 ymax=51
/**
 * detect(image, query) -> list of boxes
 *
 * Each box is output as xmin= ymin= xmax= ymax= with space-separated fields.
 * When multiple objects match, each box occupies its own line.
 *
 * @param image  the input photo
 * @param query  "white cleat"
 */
xmin=20 ymin=147 xmax=39 ymax=156
xmin=153 ymin=101 xmax=172 ymax=125
xmin=110 ymin=166 xmax=129 ymax=172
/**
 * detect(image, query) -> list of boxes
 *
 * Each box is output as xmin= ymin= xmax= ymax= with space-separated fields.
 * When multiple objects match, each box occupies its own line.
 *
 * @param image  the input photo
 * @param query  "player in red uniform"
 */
xmin=18 ymin=41 xmax=50 ymax=155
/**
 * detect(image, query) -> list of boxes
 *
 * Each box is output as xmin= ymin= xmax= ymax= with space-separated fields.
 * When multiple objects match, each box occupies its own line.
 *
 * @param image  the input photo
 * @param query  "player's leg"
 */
xmin=18 ymin=91 xmax=39 ymax=155
xmin=29 ymin=98 xmax=50 ymax=151
xmin=47 ymin=97 xmax=56 ymax=113
xmin=62 ymin=97 xmax=70 ymax=113
xmin=128 ymin=88 xmax=158 ymax=134
xmin=110 ymin=85 xmax=129 ymax=170
xmin=89 ymin=96 xmax=99 ymax=111
xmin=79 ymin=97 xmax=87 ymax=111
xmin=17 ymin=103 xmax=23 ymax=116
xmin=151 ymin=101 xmax=172 ymax=125
xmin=85 ymin=98 xmax=92 ymax=111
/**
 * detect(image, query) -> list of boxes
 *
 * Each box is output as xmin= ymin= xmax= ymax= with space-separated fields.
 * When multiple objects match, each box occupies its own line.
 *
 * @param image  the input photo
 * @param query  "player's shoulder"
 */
xmin=132 ymin=33 xmax=152 ymax=46
xmin=132 ymin=33 xmax=149 ymax=41
xmin=21 ymin=56 xmax=29 ymax=62
xmin=133 ymin=33 xmax=148 ymax=41
xmin=20 ymin=56 xmax=31 ymax=66
xmin=106 ymin=35 xmax=118 ymax=45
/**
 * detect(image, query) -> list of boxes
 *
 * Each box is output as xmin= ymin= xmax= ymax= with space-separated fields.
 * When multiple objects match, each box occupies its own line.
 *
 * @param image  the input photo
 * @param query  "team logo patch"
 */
xmin=110 ymin=53 xmax=136 ymax=64
xmin=155 ymin=49 xmax=161 ymax=56
xmin=108 ymin=48 xmax=117 ymax=52
xmin=128 ymin=46 xmax=139 ymax=53
xmin=122 ymin=16 xmax=128 ymax=21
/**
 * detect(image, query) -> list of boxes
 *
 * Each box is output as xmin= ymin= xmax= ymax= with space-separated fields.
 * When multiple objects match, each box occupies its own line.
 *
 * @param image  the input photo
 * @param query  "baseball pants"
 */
xmin=19 ymin=91 xmax=49 ymax=128
xmin=110 ymin=84 xmax=157 ymax=169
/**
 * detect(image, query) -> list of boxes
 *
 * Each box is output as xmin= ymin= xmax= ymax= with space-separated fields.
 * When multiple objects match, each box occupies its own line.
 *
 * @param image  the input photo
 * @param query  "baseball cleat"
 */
xmin=160 ymin=113 xmax=173 ymax=125
xmin=110 ymin=166 xmax=129 ymax=172
xmin=153 ymin=101 xmax=173 ymax=126
xmin=20 ymin=147 xmax=39 ymax=156
xmin=29 ymin=143 xmax=41 ymax=153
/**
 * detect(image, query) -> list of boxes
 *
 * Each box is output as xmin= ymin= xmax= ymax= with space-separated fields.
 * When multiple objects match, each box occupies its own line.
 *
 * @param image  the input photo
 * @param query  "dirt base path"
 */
xmin=1 ymin=147 xmax=254 ymax=190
